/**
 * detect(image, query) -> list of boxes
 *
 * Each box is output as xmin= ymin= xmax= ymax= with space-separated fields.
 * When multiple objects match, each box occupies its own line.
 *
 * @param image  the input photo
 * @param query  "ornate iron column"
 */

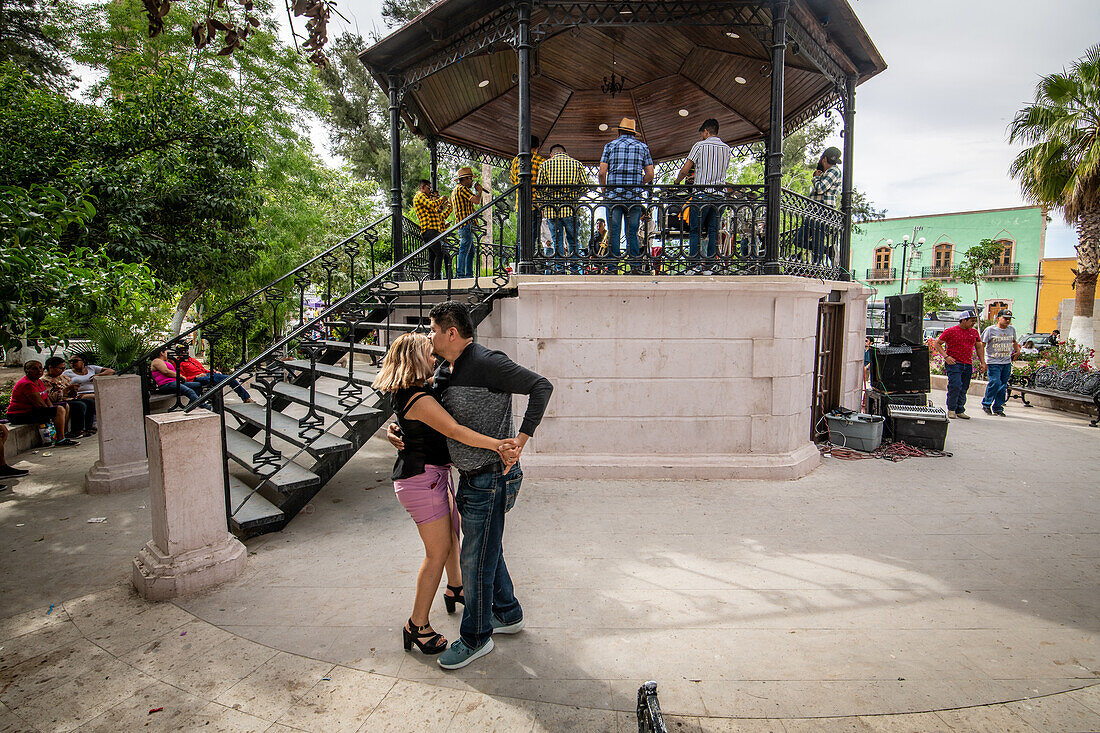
xmin=763 ymin=0 xmax=788 ymax=275
xmin=839 ymin=73 xmax=856 ymax=281
xmin=429 ymin=136 xmax=439 ymax=192
xmin=388 ymin=73 xmax=404 ymax=266
xmin=516 ymin=1 xmax=533 ymax=273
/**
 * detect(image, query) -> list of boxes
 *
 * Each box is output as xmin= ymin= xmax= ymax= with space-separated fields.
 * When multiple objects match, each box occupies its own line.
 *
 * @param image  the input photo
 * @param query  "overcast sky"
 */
xmin=321 ymin=0 xmax=1100 ymax=258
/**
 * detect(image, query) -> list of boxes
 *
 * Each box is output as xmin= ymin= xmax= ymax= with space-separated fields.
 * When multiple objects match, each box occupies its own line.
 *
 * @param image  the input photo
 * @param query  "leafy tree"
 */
xmin=318 ymin=32 xmax=429 ymax=208
xmin=1009 ymin=44 xmax=1100 ymax=349
xmin=380 ymin=0 xmax=432 ymax=28
xmin=951 ymin=238 xmax=1006 ymax=315
xmin=0 ymin=0 xmax=78 ymax=90
xmin=919 ymin=279 xmax=962 ymax=316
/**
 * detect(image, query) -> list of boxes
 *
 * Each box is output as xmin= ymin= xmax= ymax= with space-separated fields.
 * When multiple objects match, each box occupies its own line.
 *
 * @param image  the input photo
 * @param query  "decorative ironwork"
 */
xmin=1035 ymin=365 xmax=1057 ymax=389
xmin=264 ymin=289 xmax=286 ymax=342
xmin=394 ymin=4 xmax=518 ymax=92
xmin=921 ymin=266 xmax=953 ymax=279
xmin=250 ymin=360 xmax=285 ymax=477
xmin=534 ymin=1 xmax=762 ymax=34
xmin=437 ymin=140 xmax=512 ymax=170
xmin=337 ymin=305 xmax=366 ymax=410
xmin=296 ymin=336 xmax=327 ymax=442
xmin=986 ymin=262 xmax=1020 ymax=278
xmin=785 ymin=15 xmax=847 ymax=87
xmin=167 ymin=343 xmax=191 ymax=412
xmin=636 ymin=680 xmax=668 ymax=733
xmin=601 ymin=70 xmax=625 ymax=98
xmin=866 ymin=267 xmax=896 ymax=282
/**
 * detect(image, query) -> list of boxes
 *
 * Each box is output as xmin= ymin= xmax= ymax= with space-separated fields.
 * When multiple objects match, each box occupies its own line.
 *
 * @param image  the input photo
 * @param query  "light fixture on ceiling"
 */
xmin=601 ymin=42 xmax=625 ymax=99
xmin=478 ymin=79 xmax=489 ymax=88
xmin=725 ymin=31 xmax=740 ymax=38
xmin=619 ymin=8 xmax=632 ymax=14
xmin=599 ymin=123 xmax=609 ymax=131
xmin=734 ymin=76 xmax=747 ymax=84
xmin=678 ymin=109 xmax=689 ymax=117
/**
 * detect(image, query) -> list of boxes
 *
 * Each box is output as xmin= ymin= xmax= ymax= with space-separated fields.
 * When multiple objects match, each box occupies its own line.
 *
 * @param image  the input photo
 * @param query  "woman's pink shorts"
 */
xmin=393 ymin=463 xmax=459 ymax=536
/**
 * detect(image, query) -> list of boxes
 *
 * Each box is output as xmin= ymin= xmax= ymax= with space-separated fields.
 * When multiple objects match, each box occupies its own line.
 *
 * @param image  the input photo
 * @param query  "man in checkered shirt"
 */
xmin=536 ymin=144 xmax=590 ymax=274
xmin=413 ymin=179 xmax=452 ymax=279
xmin=598 ymin=117 xmax=654 ymax=272
xmin=801 ymin=146 xmax=842 ymax=264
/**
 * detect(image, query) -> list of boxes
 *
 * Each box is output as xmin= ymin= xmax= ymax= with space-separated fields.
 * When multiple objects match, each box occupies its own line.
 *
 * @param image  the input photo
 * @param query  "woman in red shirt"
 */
xmin=5 ymin=361 xmax=79 ymax=446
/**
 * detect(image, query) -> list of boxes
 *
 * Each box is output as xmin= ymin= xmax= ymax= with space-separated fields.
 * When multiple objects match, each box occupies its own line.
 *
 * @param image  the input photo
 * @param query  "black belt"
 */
xmin=457 ymin=462 xmax=499 ymax=480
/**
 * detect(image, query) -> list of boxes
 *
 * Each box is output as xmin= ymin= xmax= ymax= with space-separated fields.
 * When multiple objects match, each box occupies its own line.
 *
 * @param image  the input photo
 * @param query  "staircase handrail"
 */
xmin=182 ymin=185 xmax=519 ymax=412
xmin=121 ymin=212 xmax=395 ymax=375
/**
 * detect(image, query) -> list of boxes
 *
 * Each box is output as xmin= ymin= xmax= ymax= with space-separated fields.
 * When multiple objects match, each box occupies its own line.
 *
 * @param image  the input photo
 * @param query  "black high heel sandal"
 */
xmin=402 ymin=618 xmax=447 ymax=654
xmin=444 ymin=584 xmax=464 ymax=614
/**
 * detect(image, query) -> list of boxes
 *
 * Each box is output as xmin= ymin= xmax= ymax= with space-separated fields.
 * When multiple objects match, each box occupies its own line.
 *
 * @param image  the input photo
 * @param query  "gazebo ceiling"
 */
xmin=360 ymin=1 xmax=886 ymax=164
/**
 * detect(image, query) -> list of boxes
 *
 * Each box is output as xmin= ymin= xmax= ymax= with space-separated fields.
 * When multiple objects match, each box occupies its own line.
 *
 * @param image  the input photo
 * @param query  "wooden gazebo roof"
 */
xmin=360 ymin=1 xmax=886 ymax=164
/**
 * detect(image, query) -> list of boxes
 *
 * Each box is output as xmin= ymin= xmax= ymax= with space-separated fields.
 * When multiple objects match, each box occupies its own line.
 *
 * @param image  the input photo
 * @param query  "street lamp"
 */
xmin=889 ymin=227 xmax=926 ymax=294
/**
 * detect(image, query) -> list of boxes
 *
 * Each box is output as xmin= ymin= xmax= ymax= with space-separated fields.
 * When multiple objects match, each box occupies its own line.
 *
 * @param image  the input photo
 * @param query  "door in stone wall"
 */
xmin=812 ymin=300 xmax=845 ymax=440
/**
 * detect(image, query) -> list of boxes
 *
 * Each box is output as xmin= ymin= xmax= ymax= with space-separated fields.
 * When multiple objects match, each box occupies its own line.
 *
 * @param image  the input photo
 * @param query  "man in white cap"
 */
xmin=598 ymin=117 xmax=653 ymax=273
xmin=934 ymin=310 xmax=986 ymax=419
xmin=980 ymin=308 xmax=1020 ymax=416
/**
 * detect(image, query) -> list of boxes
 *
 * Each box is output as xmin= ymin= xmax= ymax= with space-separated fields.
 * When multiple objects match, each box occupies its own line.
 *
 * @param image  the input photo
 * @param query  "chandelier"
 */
xmin=601 ymin=43 xmax=625 ymax=98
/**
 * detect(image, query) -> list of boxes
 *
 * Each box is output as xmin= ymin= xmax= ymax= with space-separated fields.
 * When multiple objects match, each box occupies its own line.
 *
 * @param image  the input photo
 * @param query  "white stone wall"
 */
xmin=478 ymin=276 xmax=871 ymax=479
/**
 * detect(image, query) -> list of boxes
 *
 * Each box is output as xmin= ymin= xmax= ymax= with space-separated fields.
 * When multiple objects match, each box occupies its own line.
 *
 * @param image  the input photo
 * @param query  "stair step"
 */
xmin=272 ymin=382 xmax=383 ymax=420
xmin=282 ymin=359 xmax=379 ymax=385
xmin=225 ymin=403 xmax=354 ymax=455
xmin=227 ymin=477 xmax=284 ymax=532
xmin=320 ymin=321 xmax=421 ymax=332
xmin=225 ymin=431 xmax=320 ymax=492
xmin=316 ymin=339 xmax=388 ymax=357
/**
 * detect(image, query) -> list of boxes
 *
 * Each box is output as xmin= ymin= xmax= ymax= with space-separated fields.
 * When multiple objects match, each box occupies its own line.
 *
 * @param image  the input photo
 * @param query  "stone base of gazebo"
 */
xmin=477 ymin=276 xmax=870 ymax=480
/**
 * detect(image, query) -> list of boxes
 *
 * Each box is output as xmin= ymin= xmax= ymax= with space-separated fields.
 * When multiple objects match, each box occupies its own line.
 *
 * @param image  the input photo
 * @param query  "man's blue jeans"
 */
xmin=456 ymin=223 xmax=475 ymax=278
xmin=549 ymin=217 xmax=579 ymax=273
xmin=944 ymin=362 xmax=973 ymax=413
xmin=982 ymin=363 xmax=1012 ymax=412
xmin=688 ymin=204 xmax=719 ymax=260
xmin=195 ymin=372 xmax=251 ymax=401
xmin=456 ymin=464 xmax=524 ymax=649
xmin=608 ymin=203 xmax=643 ymax=260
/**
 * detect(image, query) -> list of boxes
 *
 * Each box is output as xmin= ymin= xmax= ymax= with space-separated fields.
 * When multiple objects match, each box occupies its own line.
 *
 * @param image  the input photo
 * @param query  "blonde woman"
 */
xmin=372 ymin=333 xmax=517 ymax=655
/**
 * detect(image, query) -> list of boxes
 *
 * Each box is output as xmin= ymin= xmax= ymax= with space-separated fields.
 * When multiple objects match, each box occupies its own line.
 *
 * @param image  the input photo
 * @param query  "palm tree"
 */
xmin=1009 ymin=44 xmax=1100 ymax=350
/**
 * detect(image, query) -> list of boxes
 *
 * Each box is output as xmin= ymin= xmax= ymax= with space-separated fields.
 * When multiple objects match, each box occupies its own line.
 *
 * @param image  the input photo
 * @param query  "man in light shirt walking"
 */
xmin=675 ymin=118 xmax=730 ymax=271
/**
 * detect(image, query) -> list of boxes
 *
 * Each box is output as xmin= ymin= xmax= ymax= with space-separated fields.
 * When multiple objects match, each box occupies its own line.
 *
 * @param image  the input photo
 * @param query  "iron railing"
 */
xmin=921 ymin=265 xmax=953 ymax=279
xmin=986 ymin=262 xmax=1020 ymax=278
xmin=866 ymin=267 xmax=896 ymax=281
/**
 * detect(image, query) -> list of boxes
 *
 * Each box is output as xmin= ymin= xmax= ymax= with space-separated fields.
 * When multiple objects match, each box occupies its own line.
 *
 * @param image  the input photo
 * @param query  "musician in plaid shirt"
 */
xmin=536 ymin=144 xmax=590 ymax=274
xmin=510 ymin=136 xmax=544 ymax=252
xmin=801 ymin=146 xmax=842 ymax=264
xmin=598 ymin=118 xmax=653 ymax=270
xmin=451 ymin=167 xmax=485 ymax=278
xmin=413 ymin=179 xmax=453 ymax=279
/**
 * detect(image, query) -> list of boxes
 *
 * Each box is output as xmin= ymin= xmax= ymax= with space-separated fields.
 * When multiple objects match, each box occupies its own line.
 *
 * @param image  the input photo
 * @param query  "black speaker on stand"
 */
xmin=885 ymin=293 xmax=924 ymax=346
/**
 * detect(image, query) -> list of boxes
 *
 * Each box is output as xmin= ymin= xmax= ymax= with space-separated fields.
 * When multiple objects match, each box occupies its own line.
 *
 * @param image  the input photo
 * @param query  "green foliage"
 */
xmin=919 ymin=280 xmax=962 ymax=315
xmin=0 ymin=182 xmax=156 ymax=351
xmin=0 ymin=0 xmax=79 ymax=91
xmin=83 ymin=320 xmax=156 ymax=371
xmin=380 ymin=0 xmax=433 ymax=28
xmin=0 ymin=379 xmax=13 ymax=418
xmin=318 ymin=32 xmax=430 ymax=208
xmin=1038 ymin=338 xmax=1095 ymax=372
xmin=951 ymin=238 xmax=1006 ymax=309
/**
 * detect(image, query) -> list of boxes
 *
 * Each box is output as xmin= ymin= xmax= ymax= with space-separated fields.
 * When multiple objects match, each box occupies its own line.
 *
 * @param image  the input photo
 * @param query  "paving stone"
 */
xmin=360 ymin=679 xmax=464 ymax=731
xmin=73 ymin=681 xmax=201 ymax=733
xmin=214 ymin=651 xmax=335 ymax=722
xmin=275 ymin=666 xmax=392 ymax=733
xmin=1002 ymin=694 xmax=1100 ymax=732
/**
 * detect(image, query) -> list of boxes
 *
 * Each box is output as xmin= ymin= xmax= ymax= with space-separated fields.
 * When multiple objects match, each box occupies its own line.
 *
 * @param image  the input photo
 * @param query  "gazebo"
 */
xmin=360 ymin=0 xmax=886 ymax=279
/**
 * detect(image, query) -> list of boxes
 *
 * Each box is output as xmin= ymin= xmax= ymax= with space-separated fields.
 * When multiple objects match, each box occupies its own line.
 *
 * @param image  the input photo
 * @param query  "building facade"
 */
xmin=851 ymin=206 xmax=1047 ymax=329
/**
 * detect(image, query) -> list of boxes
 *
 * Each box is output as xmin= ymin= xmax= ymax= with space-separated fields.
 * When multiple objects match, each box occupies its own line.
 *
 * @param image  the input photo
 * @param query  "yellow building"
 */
xmin=1036 ymin=257 xmax=1076 ymax=333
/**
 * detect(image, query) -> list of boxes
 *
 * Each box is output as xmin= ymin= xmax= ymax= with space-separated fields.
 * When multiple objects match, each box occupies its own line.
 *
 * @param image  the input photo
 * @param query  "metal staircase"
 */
xmin=136 ymin=189 xmax=520 ymax=538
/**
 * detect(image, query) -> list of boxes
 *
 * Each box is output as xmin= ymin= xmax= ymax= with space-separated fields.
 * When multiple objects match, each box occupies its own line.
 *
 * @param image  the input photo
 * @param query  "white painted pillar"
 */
xmin=85 ymin=375 xmax=150 ymax=494
xmin=132 ymin=411 xmax=245 ymax=601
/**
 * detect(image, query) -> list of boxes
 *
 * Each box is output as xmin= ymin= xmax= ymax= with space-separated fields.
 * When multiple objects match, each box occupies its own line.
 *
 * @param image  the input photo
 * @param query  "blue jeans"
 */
xmin=944 ymin=362 xmax=973 ymax=412
xmin=549 ymin=217 xmax=579 ymax=273
xmin=155 ymin=381 xmax=202 ymax=404
xmin=688 ymin=203 xmax=719 ymax=260
xmin=982 ymin=363 xmax=1012 ymax=412
xmin=456 ymin=223 xmax=475 ymax=278
xmin=608 ymin=203 xmax=644 ymax=260
xmin=195 ymin=372 xmax=251 ymax=401
xmin=456 ymin=463 xmax=524 ymax=649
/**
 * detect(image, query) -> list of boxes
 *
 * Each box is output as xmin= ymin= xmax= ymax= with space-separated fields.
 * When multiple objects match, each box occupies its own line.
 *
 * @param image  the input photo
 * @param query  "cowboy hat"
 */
xmin=617 ymin=117 xmax=638 ymax=135
xmin=455 ymin=166 xmax=475 ymax=179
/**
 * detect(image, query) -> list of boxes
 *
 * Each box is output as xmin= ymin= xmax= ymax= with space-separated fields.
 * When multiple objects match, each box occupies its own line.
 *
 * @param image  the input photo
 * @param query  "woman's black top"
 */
xmin=391 ymin=385 xmax=451 ymax=480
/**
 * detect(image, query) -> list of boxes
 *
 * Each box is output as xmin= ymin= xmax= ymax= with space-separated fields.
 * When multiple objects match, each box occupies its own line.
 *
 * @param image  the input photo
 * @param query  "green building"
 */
xmin=850 ymin=206 xmax=1048 ymax=331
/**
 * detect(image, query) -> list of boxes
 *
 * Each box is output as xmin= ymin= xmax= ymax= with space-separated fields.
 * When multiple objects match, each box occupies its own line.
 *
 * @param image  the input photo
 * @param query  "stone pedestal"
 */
xmin=478 ymin=275 xmax=871 ymax=480
xmin=85 ymin=375 xmax=150 ymax=494
xmin=132 ymin=411 xmax=246 ymax=601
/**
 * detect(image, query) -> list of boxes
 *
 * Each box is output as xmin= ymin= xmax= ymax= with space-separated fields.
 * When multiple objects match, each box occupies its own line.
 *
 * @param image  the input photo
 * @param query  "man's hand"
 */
xmin=386 ymin=423 xmax=405 ymax=451
xmin=496 ymin=438 xmax=521 ymax=470
xmin=945 ymin=356 xmax=956 ymax=365
xmin=978 ymin=361 xmax=987 ymax=374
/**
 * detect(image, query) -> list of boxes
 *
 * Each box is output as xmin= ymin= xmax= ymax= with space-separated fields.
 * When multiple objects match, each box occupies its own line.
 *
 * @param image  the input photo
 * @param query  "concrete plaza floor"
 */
xmin=0 ymin=390 xmax=1098 ymax=731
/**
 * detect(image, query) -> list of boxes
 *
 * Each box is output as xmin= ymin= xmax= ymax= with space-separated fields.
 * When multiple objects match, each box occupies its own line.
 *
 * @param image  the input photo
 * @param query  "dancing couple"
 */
xmin=373 ymin=301 xmax=553 ymax=670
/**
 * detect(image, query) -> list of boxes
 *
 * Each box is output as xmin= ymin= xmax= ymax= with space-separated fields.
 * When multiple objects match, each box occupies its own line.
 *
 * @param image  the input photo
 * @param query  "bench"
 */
xmin=1007 ymin=365 xmax=1100 ymax=427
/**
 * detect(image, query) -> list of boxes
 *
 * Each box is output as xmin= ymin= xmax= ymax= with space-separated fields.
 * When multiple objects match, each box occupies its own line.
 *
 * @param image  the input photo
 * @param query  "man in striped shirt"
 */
xmin=510 ymin=136 xmax=544 ymax=258
xmin=675 ymin=118 xmax=731 ymax=268
xmin=535 ymin=144 xmax=590 ymax=274
xmin=451 ymin=167 xmax=485 ymax=278
xmin=413 ymin=179 xmax=453 ymax=279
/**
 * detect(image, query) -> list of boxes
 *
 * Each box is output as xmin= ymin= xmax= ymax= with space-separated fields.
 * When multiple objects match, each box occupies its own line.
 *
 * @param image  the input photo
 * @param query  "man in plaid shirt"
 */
xmin=599 ymin=118 xmax=653 ymax=271
xmin=510 ymin=136 xmax=544 ymax=253
xmin=536 ymin=144 xmax=590 ymax=274
xmin=801 ymin=146 xmax=842 ymax=264
xmin=451 ymin=167 xmax=485 ymax=278
xmin=413 ymin=179 xmax=452 ymax=279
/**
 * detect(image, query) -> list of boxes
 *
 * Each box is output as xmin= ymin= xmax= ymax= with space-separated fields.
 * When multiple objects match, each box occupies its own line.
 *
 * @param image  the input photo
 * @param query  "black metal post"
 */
xmin=388 ymin=73 xmax=404 ymax=269
xmin=516 ymin=2 xmax=533 ymax=273
xmin=429 ymin=137 xmax=439 ymax=192
xmin=839 ymin=73 xmax=856 ymax=281
xmin=763 ymin=0 xmax=788 ymax=275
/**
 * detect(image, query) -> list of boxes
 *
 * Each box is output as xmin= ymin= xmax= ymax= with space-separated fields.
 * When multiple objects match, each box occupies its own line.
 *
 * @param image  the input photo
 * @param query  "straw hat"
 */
xmin=456 ymin=166 xmax=475 ymax=179
xmin=617 ymin=117 xmax=638 ymax=135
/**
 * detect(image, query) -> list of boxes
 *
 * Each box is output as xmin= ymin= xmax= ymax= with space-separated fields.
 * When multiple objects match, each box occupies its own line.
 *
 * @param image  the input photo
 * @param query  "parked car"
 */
xmin=1020 ymin=333 xmax=1056 ymax=351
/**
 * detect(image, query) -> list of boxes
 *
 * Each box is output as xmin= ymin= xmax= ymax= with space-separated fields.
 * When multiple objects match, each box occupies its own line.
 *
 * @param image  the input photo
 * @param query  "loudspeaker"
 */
xmin=886 ymin=293 xmax=924 ymax=346
xmin=865 ymin=390 xmax=929 ymax=437
xmin=869 ymin=345 xmax=931 ymax=394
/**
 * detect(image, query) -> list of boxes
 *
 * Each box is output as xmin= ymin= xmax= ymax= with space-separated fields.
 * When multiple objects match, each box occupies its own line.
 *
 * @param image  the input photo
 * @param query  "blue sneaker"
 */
xmin=490 ymin=615 xmax=525 ymax=635
xmin=437 ymin=637 xmax=494 ymax=670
